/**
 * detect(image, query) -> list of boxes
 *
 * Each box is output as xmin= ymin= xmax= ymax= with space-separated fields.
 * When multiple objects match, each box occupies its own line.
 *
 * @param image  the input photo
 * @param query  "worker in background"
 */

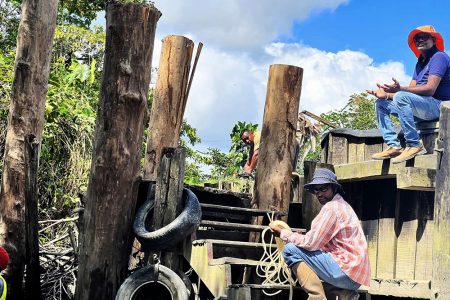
xmin=240 ymin=129 xmax=261 ymax=174
xmin=270 ymin=168 xmax=370 ymax=300
xmin=0 ymin=246 xmax=9 ymax=300
xmin=368 ymin=25 xmax=450 ymax=163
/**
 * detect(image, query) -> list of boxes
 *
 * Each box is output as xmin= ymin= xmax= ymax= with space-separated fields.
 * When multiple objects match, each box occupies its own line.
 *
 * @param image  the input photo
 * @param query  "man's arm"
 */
xmin=399 ymin=75 xmax=442 ymax=96
xmin=279 ymin=205 xmax=338 ymax=251
xmin=244 ymin=149 xmax=259 ymax=173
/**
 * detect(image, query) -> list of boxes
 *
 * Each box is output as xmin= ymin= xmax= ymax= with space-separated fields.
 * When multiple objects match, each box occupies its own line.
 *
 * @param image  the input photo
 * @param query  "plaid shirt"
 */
xmin=280 ymin=193 xmax=371 ymax=286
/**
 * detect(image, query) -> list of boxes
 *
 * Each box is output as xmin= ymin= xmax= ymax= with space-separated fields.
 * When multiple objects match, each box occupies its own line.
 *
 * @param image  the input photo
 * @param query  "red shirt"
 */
xmin=280 ymin=193 xmax=371 ymax=286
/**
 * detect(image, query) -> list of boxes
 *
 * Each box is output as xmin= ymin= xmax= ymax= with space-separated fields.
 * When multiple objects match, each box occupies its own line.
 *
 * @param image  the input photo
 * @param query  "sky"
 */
xmin=111 ymin=0 xmax=450 ymax=154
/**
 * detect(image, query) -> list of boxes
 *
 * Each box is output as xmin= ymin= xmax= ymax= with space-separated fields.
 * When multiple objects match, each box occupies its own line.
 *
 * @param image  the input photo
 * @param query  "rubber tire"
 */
xmin=133 ymin=187 xmax=202 ymax=251
xmin=115 ymin=264 xmax=189 ymax=300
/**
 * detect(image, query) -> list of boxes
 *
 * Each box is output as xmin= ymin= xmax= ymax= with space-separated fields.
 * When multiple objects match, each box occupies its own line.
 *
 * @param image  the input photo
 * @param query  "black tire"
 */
xmin=115 ymin=265 xmax=190 ymax=300
xmin=133 ymin=187 xmax=202 ymax=250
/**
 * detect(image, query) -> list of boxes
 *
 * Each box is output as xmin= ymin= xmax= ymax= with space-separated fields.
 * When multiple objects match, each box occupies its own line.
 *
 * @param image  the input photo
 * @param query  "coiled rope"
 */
xmin=256 ymin=214 xmax=297 ymax=300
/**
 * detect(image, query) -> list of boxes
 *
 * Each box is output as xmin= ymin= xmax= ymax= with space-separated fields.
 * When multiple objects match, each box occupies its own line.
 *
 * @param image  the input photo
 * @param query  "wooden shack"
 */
xmin=303 ymin=121 xmax=440 ymax=298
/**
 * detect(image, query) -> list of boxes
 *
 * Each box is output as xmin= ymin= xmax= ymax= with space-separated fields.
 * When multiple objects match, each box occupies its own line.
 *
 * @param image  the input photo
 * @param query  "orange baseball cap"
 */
xmin=408 ymin=25 xmax=444 ymax=58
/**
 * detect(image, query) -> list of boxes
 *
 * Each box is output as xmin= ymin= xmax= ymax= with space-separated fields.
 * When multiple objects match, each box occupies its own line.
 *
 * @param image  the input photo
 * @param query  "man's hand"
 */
xmin=243 ymin=163 xmax=252 ymax=173
xmin=380 ymin=77 xmax=401 ymax=93
xmin=269 ymin=221 xmax=291 ymax=237
xmin=367 ymin=86 xmax=389 ymax=100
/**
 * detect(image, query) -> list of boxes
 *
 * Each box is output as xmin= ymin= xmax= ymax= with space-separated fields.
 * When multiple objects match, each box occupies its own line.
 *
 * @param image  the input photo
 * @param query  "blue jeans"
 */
xmin=375 ymin=91 xmax=441 ymax=147
xmin=282 ymin=243 xmax=360 ymax=290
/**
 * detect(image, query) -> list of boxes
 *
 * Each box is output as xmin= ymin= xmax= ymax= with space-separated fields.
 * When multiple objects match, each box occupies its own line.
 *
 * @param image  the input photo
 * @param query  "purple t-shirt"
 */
xmin=413 ymin=51 xmax=450 ymax=100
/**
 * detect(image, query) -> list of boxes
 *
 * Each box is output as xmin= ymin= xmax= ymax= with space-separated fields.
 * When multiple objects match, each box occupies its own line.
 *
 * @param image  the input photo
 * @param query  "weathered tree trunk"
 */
xmin=143 ymin=35 xmax=194 ymax=180
xmin=75 ymin=4 xmax=160 ymax=300
xmin=432 ymin=102 xmax=450 ymax=299
xmin=0 ymin=1 xmax=58 ymax=298
xmin=252 ymin=64 xmax=303 ymax=237
xmin=24 ymin=135 xmax=41 ymax=298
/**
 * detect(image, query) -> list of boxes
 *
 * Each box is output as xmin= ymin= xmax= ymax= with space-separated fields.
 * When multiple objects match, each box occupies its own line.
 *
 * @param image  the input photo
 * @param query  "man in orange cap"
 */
xmin=368 ymin=25 xmax=450 ymax=163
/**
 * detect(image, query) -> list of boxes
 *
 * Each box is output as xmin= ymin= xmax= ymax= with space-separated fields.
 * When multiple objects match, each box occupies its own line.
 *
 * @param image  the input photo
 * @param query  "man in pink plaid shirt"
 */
xmin=270 ymin=168 xmax=370 ymax=300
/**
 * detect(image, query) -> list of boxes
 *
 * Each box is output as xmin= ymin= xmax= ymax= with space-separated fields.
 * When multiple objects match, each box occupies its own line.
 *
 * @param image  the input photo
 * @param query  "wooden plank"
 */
xmin=188 ymin=243 xmax=230 ymax=298
xmin=347 ymin=137 xmax=358 ymax=164
xmin=368 ymin=279 xmax=431 ymax=298
xmin=356 ymin=139 xmax=366 ymax=163
xmin=330 ymin=135 xmax=348 ymax=165
xmin=364 ymin=139 xmax=383 ymax=161
xmin=335 ymin=154 xmax=437 ymax=181
xmin=415 ymin=191 xmax=434 ymax=281
xmin=200 ymin=220 xmax=305 ymax=233
xmin=397 ymin=167 xmax=436 ymax=191
xmin=433 ymin=102 xmax=450 ymax=299
xmin=201 ymin=203 xmax=287 ymax=216
xmin=421 ymin=132 xmax=438 ymax=154
xmin=376 ymin=189 xmax=397 ymax=279
xmin=394 ymin=190 xmax=418 ymax=280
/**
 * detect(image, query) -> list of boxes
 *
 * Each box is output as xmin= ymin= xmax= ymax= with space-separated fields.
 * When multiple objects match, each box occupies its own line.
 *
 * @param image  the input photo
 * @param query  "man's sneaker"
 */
xmin=391 ymin=145 xmax=427 ymax=164
xmin=371 ymin=147 xmax=403 ymax=160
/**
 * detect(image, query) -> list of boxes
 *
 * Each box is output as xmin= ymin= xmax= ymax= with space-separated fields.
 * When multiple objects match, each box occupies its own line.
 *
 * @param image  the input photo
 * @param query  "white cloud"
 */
xmin=148 ymin=1 xmax=410 ymax=154
xmin=153 ymin=0 xmax=349 ymax=51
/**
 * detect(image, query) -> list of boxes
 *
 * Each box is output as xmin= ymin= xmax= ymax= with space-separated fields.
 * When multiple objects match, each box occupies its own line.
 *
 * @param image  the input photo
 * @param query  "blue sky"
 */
xmin=106 ymin=0 xmax=449 ymax=155
xmin=287 ymin=0 xmax=449 ymax=75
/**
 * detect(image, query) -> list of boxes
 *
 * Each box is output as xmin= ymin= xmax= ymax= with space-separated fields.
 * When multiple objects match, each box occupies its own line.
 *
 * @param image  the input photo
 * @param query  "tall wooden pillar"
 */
xmin=432 ymin=101 xmax=450 ymax=299
xmin=0 ymin=0 xmax=58 ymax=298
xmin=143 ymin=35 xmax=194 ymax=181
xmin=75 ymin=4 xmax=160 ymax=300
xmin=253 ymin=64 xmax=303 ymax=218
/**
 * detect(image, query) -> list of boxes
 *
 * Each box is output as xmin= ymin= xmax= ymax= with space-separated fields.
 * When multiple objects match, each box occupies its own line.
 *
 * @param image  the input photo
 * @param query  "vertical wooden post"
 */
xmin=0 ymin=1 xmax=58 ymax=298
xmin=252 ymin=64 xmax=303 ymax=232
xmin=152 ymin=147 xmax=186 ymax=269
xmin=24 ymin=135 xmax=41 ymax=298
xmin=144 ymin=35 xmax=194 ymax=181
xmin=75 ymin=4 xmax=160 ymax=300
xmin=432 ymin=102 xmax=450 ymax=299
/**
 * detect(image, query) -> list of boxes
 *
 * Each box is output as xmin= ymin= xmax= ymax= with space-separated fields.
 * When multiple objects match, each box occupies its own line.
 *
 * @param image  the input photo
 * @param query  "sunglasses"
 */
xmin=313 ymin=185 xmax=330 ymax=193
xmin=413 ymin=34 xmax=432 ymax=43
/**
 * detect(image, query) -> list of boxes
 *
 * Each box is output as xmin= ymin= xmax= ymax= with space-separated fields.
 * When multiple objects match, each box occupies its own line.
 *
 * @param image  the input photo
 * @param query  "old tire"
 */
xmin=115 ymin=264 xmax=189 ymax=300
xmin=133 ymin=187 xmax=201 ymax=250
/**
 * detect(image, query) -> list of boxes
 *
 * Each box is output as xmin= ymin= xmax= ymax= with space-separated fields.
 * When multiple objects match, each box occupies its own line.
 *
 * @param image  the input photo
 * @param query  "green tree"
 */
xmin=321 ymin=93 xmax=378 ymax=130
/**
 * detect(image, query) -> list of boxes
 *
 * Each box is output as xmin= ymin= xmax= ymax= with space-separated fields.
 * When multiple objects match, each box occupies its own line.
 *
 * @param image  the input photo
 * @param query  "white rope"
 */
xmin=256 ymin=213 xmax=297 ymax=300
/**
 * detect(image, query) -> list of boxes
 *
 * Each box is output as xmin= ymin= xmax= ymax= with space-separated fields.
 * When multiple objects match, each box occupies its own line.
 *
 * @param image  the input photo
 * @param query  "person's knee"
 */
xmin=282 ymin=243 xmax=304 ymax=266
xmin=392 ymin=91 xmax=413 ymax=107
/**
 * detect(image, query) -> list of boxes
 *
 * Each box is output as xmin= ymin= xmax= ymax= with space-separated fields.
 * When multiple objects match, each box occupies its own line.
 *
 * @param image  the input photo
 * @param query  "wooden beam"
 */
xmin=334 ymin=154 xmax=437 ymax=181
xmin=368 ymin=279 xmax=431 ymax=298
xmin=252 ymin=64 xmax=303 ymax=238
xmin=396 ymin=167 xmax=435 ymax=191
xmin=432 ymin=102 xmax=450 ymax=299
xmin=152 ymin=147 xmax=186 ymax=269
xmin=75 ymin=4 xmax=160 ymax=300
xmin=144 ymin=35 xmax=194 ymax=180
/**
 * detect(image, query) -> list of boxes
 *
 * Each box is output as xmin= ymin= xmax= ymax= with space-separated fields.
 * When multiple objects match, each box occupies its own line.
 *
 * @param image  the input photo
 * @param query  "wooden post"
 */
xmin=152 ymin=147 xmax=186 ymax=269
xmin=432 ymin=102 xmax=450 ymax=299
xmin=24 ymin=135 xmax=41 ymax=298
xmin=75 ymin=4 xmax=160 ymax=300
xmin=252 ymin=64 xmax=303 ymax=233
xmin=0 ymin=1 xmax=58 ymax=298
xmin=144 ymin=35 xmax=194 ymax=181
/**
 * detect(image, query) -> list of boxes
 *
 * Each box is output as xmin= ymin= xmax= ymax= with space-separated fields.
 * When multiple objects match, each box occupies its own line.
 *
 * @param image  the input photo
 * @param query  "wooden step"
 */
xmin=334 ymin=153 xmax=437 ymax=181
xmin=187 ymin=184 xmax=252 ymax=207
xmin=199 ymin=220 xmax=305 ymax=233
xmin=192 ymin=239 xmax=276 ymax=261
xmin=201 ymin=203 xmax=287 ymax=217
xmin=396 ymin=167 xmax=435 ymax=191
